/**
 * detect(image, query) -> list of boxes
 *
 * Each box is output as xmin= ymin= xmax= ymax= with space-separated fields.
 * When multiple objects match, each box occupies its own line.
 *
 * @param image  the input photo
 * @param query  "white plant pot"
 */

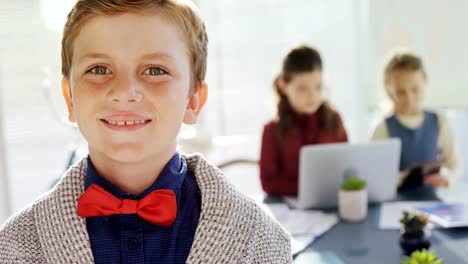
xmin=338 ymin=188 xmax=368 ymax=222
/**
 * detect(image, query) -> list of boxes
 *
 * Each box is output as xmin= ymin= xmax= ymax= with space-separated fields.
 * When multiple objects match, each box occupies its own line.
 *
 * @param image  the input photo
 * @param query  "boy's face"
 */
xmin=62 ymin=12 xmax=207 ymax=163
xmin=387 ymin=69 xmax=426 ymax=115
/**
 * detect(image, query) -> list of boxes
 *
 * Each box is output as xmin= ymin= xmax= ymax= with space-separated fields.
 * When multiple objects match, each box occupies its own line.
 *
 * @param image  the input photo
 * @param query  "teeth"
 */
xmin=105 ymin=120 xmax=147 ymax=126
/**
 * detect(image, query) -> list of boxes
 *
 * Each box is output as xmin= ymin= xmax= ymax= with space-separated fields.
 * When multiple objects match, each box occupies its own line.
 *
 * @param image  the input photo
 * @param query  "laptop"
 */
xmin=286 ymin=139 xmax=401 ymax=209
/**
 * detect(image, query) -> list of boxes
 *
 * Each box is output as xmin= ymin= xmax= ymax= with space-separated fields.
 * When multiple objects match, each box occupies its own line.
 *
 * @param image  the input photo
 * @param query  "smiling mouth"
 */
xmin=101 ymin=119 xmax=151 ymax=126
xmin=100 ymin=118 xmax=152 ymax=131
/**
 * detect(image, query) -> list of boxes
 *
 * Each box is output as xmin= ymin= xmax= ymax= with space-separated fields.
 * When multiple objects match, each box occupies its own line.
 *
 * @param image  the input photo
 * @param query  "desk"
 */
xmin=265 ymin=187 xmax=468 ymax=263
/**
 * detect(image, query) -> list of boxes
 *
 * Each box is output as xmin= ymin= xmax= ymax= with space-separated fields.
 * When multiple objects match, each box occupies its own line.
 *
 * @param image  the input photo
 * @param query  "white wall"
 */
xmin=0 ymin=1 xmax=75 ymax=215
xmin=0 ymin=68 xmax=11 ymax=223
xmin=447 ymin=110 xmax=468 ymax=179
xmin=369 ymin=0 xmax=468 ymax=110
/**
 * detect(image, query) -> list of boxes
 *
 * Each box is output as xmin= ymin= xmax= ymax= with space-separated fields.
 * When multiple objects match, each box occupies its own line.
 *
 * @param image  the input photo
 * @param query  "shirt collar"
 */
xmin=84 ymin=152 xmax=187 ymax=200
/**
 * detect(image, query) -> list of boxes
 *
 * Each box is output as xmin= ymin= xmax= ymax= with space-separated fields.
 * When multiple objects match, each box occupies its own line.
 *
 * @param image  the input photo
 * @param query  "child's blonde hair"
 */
xmin=383 ymin=49 xmax=427 ymax=98
xmin=61 ymin=0 xmax=208 ymax=92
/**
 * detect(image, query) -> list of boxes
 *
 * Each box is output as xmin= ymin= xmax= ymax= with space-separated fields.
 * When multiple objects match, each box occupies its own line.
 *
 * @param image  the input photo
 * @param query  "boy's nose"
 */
xmin=109 ymin=76 xmax=143 ymax=103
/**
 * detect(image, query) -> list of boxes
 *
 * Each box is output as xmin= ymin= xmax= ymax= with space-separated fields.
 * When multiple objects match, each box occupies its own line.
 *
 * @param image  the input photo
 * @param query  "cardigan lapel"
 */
xmin=185 ymin=154 xmax=254 ymax=263
xmin=35 ymin=159 xmax=94 ymax=263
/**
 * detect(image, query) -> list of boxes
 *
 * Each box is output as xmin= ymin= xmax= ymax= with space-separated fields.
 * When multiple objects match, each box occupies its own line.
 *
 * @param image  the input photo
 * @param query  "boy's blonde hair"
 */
xmin=383 ymin=49 xmax=427 ymax=97
xmin=62 ymin=0 xmax=208 ymax=92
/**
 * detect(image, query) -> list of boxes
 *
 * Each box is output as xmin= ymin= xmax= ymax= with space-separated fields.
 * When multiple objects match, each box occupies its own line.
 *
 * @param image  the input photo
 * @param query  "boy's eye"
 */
xmin=88 ymin=66 xmax=110 ymax=75
xmin=144 ymin=67 xmax=167 ymax=76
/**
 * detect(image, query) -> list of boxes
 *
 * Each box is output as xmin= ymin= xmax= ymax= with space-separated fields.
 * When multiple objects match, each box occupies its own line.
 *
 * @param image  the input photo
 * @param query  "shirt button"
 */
xmin=128 ymin=239 xmax=140 ymax=249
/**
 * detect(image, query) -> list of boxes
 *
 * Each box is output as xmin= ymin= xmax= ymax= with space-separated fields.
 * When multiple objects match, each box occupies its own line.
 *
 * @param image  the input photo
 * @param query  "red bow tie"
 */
xmin=77 ymin=184 xmax=177 ymax=227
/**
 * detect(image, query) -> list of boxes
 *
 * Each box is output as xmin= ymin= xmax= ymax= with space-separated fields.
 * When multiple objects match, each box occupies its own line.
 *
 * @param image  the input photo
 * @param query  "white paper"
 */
xmin=252 ymin=195 xmax=339 ymax=255
xmin=291 ymin=236 xmax=314 ymax=255
xmin=379 ymin=201 xmax=438 ymax=229
xmin=261 ymin=203 xmax=338 ymax=236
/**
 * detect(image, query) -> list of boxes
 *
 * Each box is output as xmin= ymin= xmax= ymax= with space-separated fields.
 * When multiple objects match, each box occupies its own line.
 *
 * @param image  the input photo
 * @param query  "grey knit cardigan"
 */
xmin=0 ymin=154 xmax=292 ymax=263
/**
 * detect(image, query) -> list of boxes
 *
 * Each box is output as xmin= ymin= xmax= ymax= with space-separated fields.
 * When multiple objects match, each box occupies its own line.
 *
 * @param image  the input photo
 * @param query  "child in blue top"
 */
xmin=373 ymin=50 xmax=460 ymax=191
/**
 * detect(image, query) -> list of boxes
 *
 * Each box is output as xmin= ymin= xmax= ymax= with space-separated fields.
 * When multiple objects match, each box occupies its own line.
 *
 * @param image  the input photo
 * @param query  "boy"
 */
xmin=0 ymin=1 xmax=291 ymax=263
xmin=372 ymin=50 xmax=460 ymax=191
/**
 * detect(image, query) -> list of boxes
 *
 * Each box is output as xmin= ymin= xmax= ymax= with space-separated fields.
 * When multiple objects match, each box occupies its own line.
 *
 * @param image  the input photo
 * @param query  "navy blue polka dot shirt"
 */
xmin=84 ymin=153 xmax=201 ymax=264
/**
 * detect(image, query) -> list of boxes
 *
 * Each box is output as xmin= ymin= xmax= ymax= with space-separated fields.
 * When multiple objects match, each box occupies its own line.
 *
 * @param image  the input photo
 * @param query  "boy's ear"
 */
xmin=183 ymin=82 xmax=208 ymax=125
xmin=61 ymin=77 xmax=76 ymax=123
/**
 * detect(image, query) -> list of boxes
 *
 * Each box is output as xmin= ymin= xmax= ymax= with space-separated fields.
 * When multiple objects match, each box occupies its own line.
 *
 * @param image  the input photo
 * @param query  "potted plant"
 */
xmin=338 ymin=177 xmax=367 ymax=222
xmin=399 ymin=210 xmax=431 ymax=255
xmin=401 ymin=249 xmax=443 ymax=264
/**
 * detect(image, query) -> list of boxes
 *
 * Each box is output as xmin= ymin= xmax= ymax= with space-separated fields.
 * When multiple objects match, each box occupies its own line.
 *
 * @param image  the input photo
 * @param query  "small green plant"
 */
xmin=340 ymin=177 xmax=366 ymax=191
xmin=400 ymin=211 xmax=429 ymax=230
xmin=401 ymin=250 xmax=443 ymax=264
